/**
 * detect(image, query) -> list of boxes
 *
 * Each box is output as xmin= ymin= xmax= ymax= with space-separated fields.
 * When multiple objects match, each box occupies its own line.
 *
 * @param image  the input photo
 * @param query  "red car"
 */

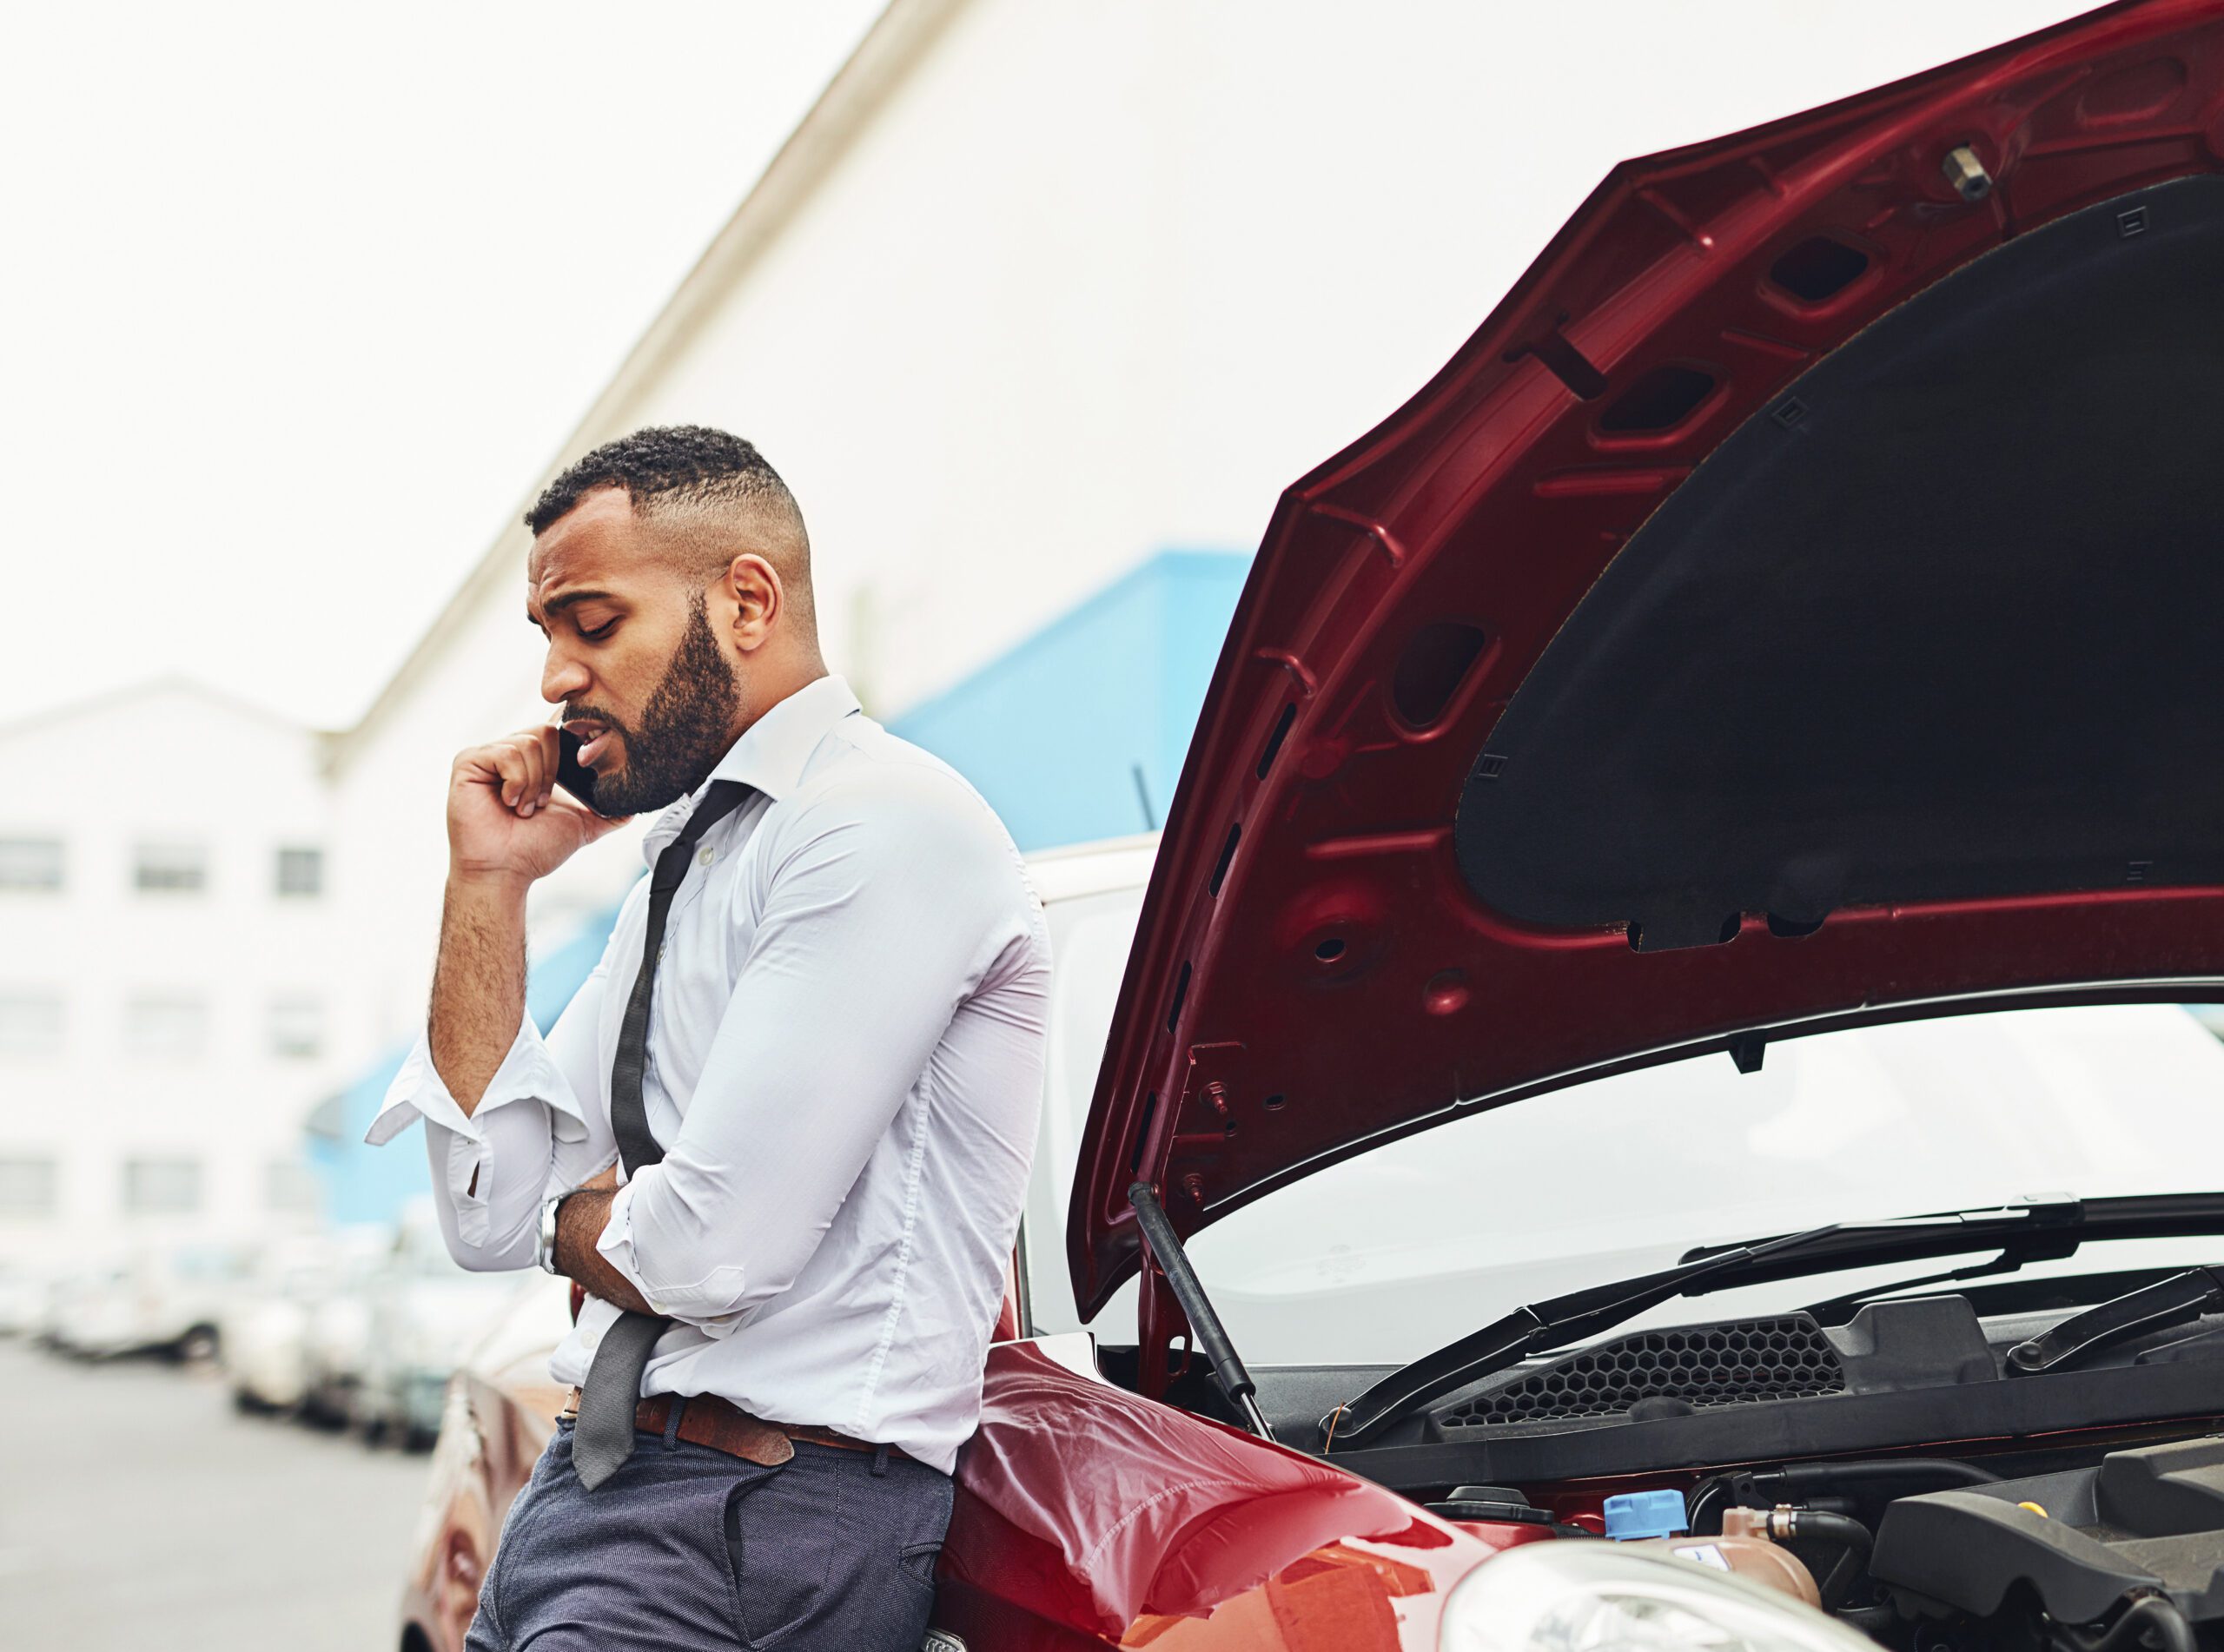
xmin=409 ymin=4 xmax=2224 ymax=1648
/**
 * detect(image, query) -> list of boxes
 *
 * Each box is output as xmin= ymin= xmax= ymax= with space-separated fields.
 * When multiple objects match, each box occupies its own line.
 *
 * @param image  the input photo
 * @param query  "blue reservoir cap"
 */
xmin=1603 ymin=1489 xmax=1689 ymax=1541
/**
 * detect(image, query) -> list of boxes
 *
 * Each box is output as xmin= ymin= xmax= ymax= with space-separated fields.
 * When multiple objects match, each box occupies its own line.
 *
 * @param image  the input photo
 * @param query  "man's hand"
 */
xmin=554 ymin=1179 xmax=654 ymax=1317
xmin=428 ymin=729 xmax=629 ymax=1118
xmin=447 ymin=726 xmax=629 ymax=889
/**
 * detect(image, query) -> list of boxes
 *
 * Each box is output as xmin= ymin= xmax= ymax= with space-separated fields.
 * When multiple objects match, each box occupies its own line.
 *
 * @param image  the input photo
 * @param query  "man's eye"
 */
xmin=580 ymin=618 xmax=619 ymax=641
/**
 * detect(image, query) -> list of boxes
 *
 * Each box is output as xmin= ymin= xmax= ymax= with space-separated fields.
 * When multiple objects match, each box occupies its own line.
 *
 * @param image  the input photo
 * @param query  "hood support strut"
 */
xmin=1129 ymin=1180 xmax=1275 ymax=1441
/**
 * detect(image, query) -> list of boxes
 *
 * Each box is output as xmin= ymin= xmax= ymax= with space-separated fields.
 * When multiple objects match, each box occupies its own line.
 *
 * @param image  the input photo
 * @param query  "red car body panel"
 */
xmin=937 ymin=1342 xmax=1535 ymax=1649
xmin=1071 ymin=0 xmax=2224 ymax=1322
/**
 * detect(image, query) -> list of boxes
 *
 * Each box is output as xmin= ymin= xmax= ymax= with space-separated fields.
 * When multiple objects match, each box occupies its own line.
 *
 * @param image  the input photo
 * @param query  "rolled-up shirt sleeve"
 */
xmin=595 ymin=770 xmax=1022 ymax=1331
xmin=365 ymin=958 xmax=617 ymax=1271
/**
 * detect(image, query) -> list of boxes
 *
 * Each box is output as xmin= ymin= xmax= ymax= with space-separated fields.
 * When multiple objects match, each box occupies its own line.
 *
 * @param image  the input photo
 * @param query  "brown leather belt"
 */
xmin=559 ymin=1387 xmax=909 ymax=1469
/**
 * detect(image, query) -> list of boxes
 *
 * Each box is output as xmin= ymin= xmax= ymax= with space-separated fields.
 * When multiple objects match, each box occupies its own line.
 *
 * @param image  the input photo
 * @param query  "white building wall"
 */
xmin=324 ymin=0 xmax=2070 ymax=1072
xmin=321 ymin=0 xmax=1551 ymax=1071
xmin=0 ymin=681 xmax=341 ymax=1270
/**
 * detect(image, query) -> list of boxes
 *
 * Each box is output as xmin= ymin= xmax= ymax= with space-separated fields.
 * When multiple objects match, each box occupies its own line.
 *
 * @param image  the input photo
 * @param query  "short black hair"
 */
xmin=525 ymin=425 xmax=804 ymax=541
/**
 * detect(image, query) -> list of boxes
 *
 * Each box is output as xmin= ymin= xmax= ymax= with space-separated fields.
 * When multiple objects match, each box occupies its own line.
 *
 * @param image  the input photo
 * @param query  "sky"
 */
xmin=0 ymin=2 xmax=884 ymax=730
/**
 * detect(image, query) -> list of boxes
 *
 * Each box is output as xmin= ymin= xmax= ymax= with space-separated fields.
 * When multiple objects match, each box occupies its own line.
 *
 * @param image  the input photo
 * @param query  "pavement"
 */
xmin=0 ymin=1335 xmax=429 ymax=1652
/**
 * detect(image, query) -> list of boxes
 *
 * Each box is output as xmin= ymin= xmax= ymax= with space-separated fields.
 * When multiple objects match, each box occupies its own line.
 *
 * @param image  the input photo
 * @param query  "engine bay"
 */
xmin=1402 ymin=1288 xmax=2224 ymax=1652
xmin=1187 ymin=1283 xmax=2224 ymax=1651
xmin=1438 ymin=1433 xmax=2224 ymax=1652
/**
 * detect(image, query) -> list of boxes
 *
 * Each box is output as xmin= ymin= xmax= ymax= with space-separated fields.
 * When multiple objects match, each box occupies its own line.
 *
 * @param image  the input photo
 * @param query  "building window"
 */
xmin=0 ymin=1157 xmax=57 ymax=1218
xmin=0 ymin=837 xmax=63 ymax=892
xmin=0 ymin=992 xmax=63 ymax=1059
xmin=268 ymin=995 xmax=324 ymax=1060
xmin=134 ymin=841 xmax=208 ymax=894
xmin=275 ymin=846 xmax=323 ymax=898
xmin=122 ymin=1157 xmax=202 ymax=1215
xmin=124 ymin=995 xmax=208 ymax=1060
xmin=263 ymin=1157 xmax=320 ymax=1214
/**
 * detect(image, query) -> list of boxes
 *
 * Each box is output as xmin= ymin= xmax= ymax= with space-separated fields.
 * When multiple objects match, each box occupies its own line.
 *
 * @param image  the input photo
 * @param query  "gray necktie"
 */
xmin=572 ymin=781 xmax=749 ymax=1490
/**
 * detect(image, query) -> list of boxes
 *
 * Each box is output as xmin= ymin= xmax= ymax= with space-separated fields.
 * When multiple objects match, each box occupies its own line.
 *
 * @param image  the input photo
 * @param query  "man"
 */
xmin=366 ymin=425 xmax=1049 ymax=1651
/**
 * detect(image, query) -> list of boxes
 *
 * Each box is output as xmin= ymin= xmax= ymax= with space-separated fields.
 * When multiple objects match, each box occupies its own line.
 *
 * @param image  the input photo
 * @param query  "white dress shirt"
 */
xmin=366 ymin=675 xmax=1050 ymax=1472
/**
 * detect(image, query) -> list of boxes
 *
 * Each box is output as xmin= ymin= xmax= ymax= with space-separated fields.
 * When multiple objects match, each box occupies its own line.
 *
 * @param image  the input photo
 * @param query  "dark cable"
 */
xmin=2058 ymin=1596 xmax=2196 ymax=1652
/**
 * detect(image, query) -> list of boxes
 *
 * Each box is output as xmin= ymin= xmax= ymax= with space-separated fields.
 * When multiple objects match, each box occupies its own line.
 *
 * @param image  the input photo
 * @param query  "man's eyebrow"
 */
xmin=526 ymin=589 xmax=617 ymax=629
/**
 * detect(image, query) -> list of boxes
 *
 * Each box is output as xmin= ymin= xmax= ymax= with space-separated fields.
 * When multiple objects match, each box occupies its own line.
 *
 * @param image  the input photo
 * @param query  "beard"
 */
xmin=565 ymin=596 xmax=744 ymax=817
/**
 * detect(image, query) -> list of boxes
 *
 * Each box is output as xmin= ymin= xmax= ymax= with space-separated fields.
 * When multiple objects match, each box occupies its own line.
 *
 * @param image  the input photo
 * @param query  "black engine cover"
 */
xmin=1873 ymin=1437 xmax=2224 ymax=1623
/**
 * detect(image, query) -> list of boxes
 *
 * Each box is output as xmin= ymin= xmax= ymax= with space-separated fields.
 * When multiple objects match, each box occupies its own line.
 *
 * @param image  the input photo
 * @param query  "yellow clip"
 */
xmin=2017 ymin=1501 xmax=2049 ymax=1519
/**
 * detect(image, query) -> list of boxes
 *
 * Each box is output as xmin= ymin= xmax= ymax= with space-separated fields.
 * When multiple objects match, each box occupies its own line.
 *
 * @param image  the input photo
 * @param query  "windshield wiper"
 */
xmin=1323 ymin=1192 xmax=2224 ymax=1452
xmin=2005 ymin=1265 xmax=2224 ymax=1374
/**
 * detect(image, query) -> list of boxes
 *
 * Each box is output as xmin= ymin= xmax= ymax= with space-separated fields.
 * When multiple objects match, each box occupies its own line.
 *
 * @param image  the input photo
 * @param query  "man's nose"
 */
xmin=541 ymin=650 xmax=590 ymax=706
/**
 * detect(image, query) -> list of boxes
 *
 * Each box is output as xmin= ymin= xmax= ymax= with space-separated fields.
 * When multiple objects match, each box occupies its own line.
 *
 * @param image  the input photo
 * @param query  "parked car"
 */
xmin=400 ymin=1275 xmax=576 ymax=1650
xmin=47 ymin=1240 xmax=243 ymax=1362
xmin=300 ymin=1230 xmax=391 ymax=1426
xmin=406 ymin=7 xmax=2224 ymax=1649
xmin=0 ymin=1261 xmax=51 ymax=1337
xmin=355 ymin=1208 xmax=524 ymax=1449
xmin=220 ymin=1234 xmax=362 ymax=1414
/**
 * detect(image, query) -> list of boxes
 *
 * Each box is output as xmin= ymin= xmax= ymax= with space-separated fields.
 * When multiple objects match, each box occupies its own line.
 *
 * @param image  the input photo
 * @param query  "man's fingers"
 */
xmin=467 ymin=732 xmax=553 ymax=814
xmin=453 ymin=727 xmax=577 ymax=818
xmin=513 ymin=736 xmax=547 ymax=816
xmin=488 ymin=742 xmax=533 ymax=810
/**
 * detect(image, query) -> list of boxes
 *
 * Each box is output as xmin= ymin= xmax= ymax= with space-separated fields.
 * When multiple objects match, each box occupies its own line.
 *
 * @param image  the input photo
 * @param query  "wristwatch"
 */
xmin=537 ymin=1191 xmax=567 ymax=1275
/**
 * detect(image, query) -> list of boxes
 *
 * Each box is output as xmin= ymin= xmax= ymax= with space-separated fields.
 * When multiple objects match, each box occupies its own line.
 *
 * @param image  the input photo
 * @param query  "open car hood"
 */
xmin=1071 ymin=0 xmax=2224 ymax=1317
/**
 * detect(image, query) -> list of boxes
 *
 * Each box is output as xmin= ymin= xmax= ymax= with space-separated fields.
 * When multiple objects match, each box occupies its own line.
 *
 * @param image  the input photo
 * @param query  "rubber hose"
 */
xmin=2060 ymin=1596 xmax=2196 ymax=1652
xmin=1775 ymin=1509 xmax=1874 ymax=1611
xmin=1769 ymin=1457 xmax=2001 ymax=1491
xmin=1692 ymin=1458 xmax=1994 ymax=1536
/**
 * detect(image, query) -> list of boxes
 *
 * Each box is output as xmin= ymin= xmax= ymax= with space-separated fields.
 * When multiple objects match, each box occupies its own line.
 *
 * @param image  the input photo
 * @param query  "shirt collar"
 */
xmin=640 ymin=674 xmax=861 ymax=865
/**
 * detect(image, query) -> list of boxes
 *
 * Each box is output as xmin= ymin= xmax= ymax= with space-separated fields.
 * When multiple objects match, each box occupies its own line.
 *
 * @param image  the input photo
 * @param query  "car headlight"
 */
xmin=1440 ymin=1541 xmax=1878 ymax=1652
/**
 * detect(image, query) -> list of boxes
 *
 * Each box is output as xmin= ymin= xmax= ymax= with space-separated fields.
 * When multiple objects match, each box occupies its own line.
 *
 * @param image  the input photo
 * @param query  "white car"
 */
xmin=298 ymin=1229 xmax=393 ymax=1425
xmin=0 ymin=1261 xmax=53 ymax=1338
xmin=219 ymin=1234 xmax=361 ymax=1413
xmin=48 ymin=1240 xmax=244 ymax=1361
xmin=355 ymin=1211 xmax=522 ymax=1449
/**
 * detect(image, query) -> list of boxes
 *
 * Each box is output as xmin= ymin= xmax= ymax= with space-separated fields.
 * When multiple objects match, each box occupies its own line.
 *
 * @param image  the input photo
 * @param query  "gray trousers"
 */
xmin=466 ymin=1415 xmax=954 ymax=1651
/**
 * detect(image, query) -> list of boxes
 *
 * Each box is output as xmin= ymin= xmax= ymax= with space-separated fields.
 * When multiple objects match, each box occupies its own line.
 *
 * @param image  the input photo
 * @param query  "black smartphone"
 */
xmin=554 ymin=727 xmax=599 ymax=809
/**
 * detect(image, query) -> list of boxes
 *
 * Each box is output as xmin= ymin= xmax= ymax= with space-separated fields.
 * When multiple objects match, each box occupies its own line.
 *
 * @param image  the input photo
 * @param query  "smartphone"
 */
xmin=554 ymin=727 xmax=599 ymax=809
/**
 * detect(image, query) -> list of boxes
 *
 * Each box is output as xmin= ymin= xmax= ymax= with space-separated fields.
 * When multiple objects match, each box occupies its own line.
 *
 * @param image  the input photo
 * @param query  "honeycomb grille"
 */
xmin=1440 ymin=1315 xmax=1845 ymax=1428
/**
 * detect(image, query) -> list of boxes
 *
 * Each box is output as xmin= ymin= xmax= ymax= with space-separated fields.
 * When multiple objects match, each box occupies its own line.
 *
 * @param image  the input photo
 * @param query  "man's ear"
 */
xmin=724 ymin=553 xmax=782 ymax=652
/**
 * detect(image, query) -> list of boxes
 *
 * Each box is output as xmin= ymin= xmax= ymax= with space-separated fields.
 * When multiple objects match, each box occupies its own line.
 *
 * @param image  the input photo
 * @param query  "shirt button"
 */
xmin=580 ymin=1328 xmax=599 ymax=1351
xmin=650 ymin=1301 xmax=667 ymax=1315
xmin=698 ymin=845 xmax=715 ymax=867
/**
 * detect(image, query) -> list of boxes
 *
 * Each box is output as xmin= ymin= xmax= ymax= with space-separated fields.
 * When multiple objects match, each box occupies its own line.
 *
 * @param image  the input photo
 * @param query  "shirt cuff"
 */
xmin=595 ymin=1176 xmax=748 ymax=1337
xmin=362 ymin=1012 xmax=592 ymax=1147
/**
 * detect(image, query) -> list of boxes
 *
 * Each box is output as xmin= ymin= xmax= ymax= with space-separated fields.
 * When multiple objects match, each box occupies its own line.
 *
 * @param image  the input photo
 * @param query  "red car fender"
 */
xmin=940 ymin=1341 xmax=1539 ymax=1648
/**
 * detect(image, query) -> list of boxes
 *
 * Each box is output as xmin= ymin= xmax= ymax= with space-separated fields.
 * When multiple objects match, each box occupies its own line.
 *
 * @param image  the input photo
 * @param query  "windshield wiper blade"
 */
xmin=1325 ymin=1192 xmax=2224 ymax=1452
xmin=1676 ymin=1195 xmax=2088 ymax=1286
xmin=1327 ymin=1222 xmax=1840 ymax=1450
xmin=2005 ymin=1265 xmax=2224 ymax=1375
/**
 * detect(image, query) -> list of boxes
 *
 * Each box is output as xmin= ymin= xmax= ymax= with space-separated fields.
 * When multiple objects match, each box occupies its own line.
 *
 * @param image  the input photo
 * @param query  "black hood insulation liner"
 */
xmin=1458 ymin=177 xmax=2224 ymax=952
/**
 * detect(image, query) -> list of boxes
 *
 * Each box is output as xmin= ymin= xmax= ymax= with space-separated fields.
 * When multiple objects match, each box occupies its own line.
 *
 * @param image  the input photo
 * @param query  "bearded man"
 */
xmin=367 ymin=425 xmax=1049 ymax=1651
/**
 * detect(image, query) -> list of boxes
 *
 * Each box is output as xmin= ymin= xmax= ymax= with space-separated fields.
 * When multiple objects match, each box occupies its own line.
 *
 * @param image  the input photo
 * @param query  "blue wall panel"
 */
xmin=889 ymin=550 xmax=1248 ymax=850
